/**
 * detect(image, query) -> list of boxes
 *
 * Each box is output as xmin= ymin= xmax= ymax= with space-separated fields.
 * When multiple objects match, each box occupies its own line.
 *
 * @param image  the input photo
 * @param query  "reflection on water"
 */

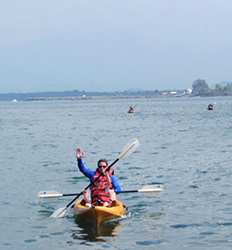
xmin=72 ymin=216 xmax=122 ymax=242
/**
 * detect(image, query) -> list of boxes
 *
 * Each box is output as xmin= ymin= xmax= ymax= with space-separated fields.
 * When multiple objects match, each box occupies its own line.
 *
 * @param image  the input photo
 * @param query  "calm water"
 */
xmin=1 ymin=97 xmax=232 ymax=250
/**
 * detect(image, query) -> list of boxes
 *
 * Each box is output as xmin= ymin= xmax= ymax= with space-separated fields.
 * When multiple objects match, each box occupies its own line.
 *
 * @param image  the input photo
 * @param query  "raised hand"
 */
xmin=76 ymin=148 xmax=84 ymax=160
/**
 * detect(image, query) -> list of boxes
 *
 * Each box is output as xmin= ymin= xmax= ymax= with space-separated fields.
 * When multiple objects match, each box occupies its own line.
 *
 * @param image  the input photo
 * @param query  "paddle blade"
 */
xmin=117 ymin=138 xmax=140 ymax=160
xmin=138 ymin=185 xmax=164 ymax=193
xmin=50 ymin=207 xmax=67 ymax=218
xmin=38 ymin=191 xmax=62 ymax=198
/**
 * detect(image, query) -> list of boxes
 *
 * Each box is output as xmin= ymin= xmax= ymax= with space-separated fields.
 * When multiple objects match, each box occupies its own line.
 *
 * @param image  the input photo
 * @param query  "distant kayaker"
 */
xmin=76 ymin=148 xmax=121 ymax=207
xmin=128 ymin=105 xmax=135 ymax=113
xmin=207 ymin=103 xmax=214 ymax=110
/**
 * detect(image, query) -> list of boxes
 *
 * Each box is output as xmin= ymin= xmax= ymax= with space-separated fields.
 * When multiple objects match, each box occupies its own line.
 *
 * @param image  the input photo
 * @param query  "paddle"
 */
xmin=50 ymin=138 xmax=140 ymax=218
xmin=38 ymin=185 xmax=164 ymax=198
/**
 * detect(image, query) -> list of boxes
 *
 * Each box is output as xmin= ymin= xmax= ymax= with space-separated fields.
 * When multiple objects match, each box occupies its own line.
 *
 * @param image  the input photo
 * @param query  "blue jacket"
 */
xmin=77 ymin=159 xmax=121 ymax=193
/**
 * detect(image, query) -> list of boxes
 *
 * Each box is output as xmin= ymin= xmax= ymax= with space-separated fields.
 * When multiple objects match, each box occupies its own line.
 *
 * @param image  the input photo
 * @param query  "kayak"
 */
xmin=73 ymin=200 xmax=127 ymax=227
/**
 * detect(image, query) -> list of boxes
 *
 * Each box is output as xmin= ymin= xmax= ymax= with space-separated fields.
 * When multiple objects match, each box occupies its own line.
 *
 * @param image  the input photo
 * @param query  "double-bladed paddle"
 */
xmin=50 ymin=138 xmax=140 ymax=218
xmin=38 ymin=185 xmax=164 ymax=198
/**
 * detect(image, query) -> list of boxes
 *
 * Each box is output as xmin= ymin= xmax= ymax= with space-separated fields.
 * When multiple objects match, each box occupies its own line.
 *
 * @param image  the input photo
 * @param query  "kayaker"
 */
xmin=76 ymin=148 xmax=121 ymax=207
xmin=207 ymin=103 xmax=214 ymax=110
xmin=128 ymin=105 xmax=134 ymax=113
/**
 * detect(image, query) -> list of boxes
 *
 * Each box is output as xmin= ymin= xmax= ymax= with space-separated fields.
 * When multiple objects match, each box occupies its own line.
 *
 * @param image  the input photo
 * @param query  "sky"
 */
xmin=0 ymin=0 xmax=232 ymax=93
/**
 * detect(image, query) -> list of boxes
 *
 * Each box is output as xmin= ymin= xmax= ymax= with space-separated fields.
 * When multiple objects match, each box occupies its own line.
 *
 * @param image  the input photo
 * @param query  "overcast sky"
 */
xmin=0 ymin=0 xmax=232 ymax=93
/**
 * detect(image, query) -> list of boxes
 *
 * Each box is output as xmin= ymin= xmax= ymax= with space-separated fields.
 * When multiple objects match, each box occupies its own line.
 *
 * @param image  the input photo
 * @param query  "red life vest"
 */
xmin=90 ymin=170 xmax=113 ymax=205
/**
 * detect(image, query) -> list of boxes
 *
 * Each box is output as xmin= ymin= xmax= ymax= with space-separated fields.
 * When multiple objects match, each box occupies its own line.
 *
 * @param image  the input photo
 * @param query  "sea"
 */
xmin=0 ymin=96 xmax=232 ymax=250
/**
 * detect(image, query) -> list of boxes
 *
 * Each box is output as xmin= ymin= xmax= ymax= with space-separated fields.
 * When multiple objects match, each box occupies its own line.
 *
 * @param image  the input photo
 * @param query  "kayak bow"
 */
xmin=73 ymin=200 xmax=127 ymax=227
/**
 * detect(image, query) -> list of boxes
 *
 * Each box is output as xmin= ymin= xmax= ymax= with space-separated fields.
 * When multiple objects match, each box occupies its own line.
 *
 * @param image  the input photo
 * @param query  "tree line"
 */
xmin=192 ymin=79 xmax=232 ymax=96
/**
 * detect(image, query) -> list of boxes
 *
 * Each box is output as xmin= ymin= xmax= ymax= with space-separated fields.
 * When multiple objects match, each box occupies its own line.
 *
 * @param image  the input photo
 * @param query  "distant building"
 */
xmin=185 ymin=88 xmax=192 ymax=94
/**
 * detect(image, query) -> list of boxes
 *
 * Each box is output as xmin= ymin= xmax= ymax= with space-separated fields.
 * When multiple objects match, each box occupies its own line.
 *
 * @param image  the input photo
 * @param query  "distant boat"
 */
xmin=11 ymin=99 xmax=18 ymax=103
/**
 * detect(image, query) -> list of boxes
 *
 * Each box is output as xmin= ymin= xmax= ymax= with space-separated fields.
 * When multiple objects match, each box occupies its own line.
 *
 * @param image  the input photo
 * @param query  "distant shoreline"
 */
xmin=0 ymin=88 xmax=230 ymax=102
xmin=0 ymin=89 xmax=191 ymax=101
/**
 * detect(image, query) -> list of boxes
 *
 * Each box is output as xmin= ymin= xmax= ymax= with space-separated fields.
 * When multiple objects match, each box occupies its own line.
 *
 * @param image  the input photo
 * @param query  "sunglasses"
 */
xmin=98 ymin=164 xmax=107 ymax=168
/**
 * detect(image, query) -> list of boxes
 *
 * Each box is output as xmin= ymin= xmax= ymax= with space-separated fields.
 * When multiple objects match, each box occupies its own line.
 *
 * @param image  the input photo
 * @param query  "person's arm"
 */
xmin=111 ymin=175 xmax=122 ymax=193
xmin=77 ymin=158 xmax=94 ymax=179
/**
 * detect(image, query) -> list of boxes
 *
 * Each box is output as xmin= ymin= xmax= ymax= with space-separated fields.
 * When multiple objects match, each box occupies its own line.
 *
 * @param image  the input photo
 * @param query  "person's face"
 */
xmin=98 ymin=161 xmax=108 ymax=172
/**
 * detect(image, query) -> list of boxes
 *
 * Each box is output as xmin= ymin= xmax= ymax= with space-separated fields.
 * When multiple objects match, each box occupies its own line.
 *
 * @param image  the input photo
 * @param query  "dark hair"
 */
xmin=97 ymin=159 xmax=108 ymax=167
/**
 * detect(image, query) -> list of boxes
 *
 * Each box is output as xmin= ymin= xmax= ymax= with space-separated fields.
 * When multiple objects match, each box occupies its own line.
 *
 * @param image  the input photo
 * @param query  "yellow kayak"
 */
xmin=73 ymin=200 xmax=127 ymax=227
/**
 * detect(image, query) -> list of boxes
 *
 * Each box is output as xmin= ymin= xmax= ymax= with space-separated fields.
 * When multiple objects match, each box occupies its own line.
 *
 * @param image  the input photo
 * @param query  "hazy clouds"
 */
xmin=0 ymin=0 xmax=232 ymax=92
